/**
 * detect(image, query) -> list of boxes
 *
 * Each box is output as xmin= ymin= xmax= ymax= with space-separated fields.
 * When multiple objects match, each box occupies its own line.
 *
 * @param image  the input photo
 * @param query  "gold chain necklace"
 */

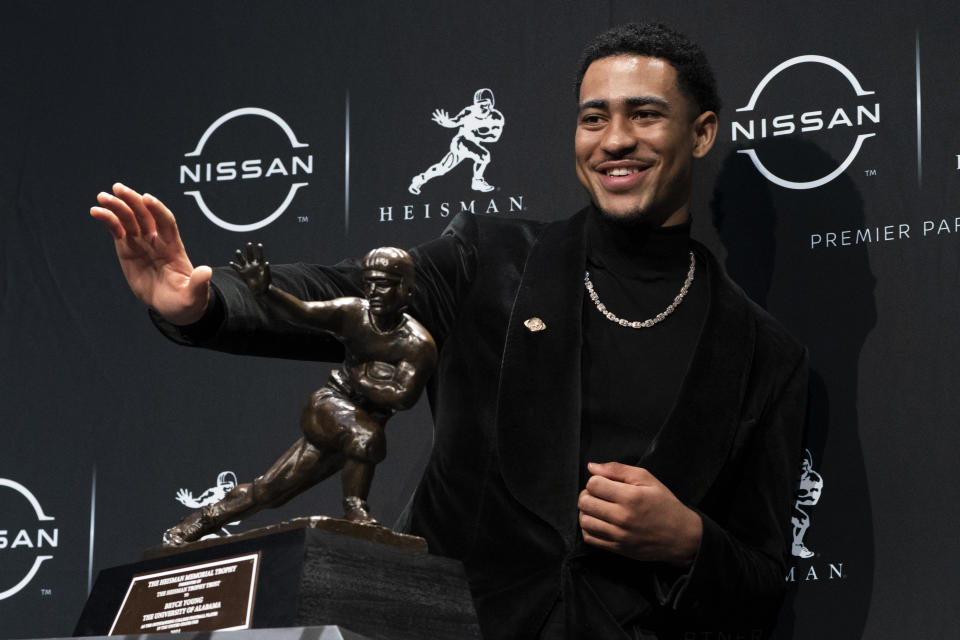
xmin=584 ymin=251 xmax=696 ymax=329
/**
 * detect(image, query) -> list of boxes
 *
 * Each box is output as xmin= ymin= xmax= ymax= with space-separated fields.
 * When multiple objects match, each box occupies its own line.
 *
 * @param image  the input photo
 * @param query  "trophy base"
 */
xmin=45 ymin=625 xmax=371 ymax=640
xmin=75 ymin=520 xmax=480 ymax=640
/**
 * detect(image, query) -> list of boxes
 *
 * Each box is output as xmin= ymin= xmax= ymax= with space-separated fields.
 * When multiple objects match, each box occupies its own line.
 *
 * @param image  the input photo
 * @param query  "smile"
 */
xmin=595 ymin=160 xmax=654 ymax=177
xmin=594 ymin=163 xmax=652 ymax=191
xmin=604 ymin=167 xmax=641 ymax=176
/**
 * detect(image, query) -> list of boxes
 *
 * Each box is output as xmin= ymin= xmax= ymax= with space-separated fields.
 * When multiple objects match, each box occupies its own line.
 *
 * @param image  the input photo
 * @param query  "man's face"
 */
xmin=575 ymin=55 xmax=716 ymax=227
xmin=363 ymin=270 xmax=407 ymax=316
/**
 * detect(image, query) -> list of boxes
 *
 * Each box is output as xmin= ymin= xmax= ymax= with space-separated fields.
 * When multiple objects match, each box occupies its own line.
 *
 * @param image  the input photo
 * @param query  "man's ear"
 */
xmin=692 ymin=110 xmax=718 ymax=159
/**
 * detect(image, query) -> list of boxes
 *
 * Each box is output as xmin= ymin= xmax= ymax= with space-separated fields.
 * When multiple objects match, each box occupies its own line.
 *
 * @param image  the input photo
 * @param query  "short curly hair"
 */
xmin=574 ymin=23 xmax=721 ymax=116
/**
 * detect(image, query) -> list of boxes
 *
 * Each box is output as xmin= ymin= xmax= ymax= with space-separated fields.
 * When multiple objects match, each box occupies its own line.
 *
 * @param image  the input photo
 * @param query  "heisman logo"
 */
xmin=174 ymin=471 xmax=239 ymax=540
xmin=408 ymin=88 xmax=505 ymax=195
xmin=732 ymin=55 xmax=880 ymax=190
xmin=792 ymin=449 xmax=824 ymax=558
xmin=179 ymin=107 xmax=312 ymax=232
xmin=0 ymin=479 xmax=58 ymax=600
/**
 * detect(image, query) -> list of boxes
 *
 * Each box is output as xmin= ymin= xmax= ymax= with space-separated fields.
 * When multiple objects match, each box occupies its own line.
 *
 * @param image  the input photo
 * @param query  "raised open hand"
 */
xmin=90 ymin=183 xmax=211 ymax=325
xmin=229 ymin=242 xmax=272 ymax=295
xmin=431 ymin=108 xmax=454 ymax=127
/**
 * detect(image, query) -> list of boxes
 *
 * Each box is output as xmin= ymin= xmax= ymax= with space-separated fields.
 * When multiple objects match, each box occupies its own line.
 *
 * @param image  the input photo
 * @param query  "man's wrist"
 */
xmin=671 ymin=508 xmax=703 ymax=567
xmin=165 ymin=289 xmax=212 ymax=327
xmin=151 ymin=285 xmax=224 ymax=343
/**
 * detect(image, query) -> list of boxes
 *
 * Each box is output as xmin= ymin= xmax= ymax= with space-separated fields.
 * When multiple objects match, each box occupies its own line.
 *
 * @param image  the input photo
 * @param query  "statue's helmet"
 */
xmin=361 ymin=247 xmax=415 ymax=299
xmin=473 ymin=88 xmax=495 ymax=108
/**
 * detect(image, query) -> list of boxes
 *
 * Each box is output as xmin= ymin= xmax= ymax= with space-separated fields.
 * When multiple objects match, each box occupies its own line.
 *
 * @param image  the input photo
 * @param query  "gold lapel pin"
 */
xmin=524 ymin=317 xmax=546 ymax=332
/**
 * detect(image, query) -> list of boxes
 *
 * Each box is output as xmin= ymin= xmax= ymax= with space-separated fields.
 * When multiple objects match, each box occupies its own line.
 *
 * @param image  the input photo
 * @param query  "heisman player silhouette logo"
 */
xmin=792 ymin=449 xmax=824 ymax=558
xmin=408 ymin=88 xmax=505 ymax=195
xmin=174 ymin=471 xmax=240 ymax=539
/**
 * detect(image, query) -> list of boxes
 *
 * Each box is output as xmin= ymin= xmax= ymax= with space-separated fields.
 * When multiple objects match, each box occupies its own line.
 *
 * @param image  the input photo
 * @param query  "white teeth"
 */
xmin=606 ymin=167 xmax=640 ymax=176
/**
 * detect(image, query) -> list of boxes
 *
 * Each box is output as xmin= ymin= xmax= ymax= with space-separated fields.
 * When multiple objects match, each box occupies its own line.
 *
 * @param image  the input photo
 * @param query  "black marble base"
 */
xmin=41 ymin=625 xmax=370 ymax=640
xmin=74 ymin=523 xmax=481 ymax=640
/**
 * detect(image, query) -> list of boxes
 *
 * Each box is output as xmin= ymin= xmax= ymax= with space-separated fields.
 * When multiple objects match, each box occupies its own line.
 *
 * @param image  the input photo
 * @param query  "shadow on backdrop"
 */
xmin=711 ymin=137 xmax=875 ymax=640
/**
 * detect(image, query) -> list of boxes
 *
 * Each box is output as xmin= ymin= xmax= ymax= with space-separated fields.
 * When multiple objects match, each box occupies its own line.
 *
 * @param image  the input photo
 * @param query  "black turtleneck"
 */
xmin=579 ymin=209 xmax=709 ymax=488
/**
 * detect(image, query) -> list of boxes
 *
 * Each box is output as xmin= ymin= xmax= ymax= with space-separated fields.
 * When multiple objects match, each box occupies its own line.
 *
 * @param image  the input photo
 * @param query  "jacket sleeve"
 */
xmin=150 ymin=213 xmax=479 ymax=361
xmin=658 ymin=344 xmax=809 ymax=629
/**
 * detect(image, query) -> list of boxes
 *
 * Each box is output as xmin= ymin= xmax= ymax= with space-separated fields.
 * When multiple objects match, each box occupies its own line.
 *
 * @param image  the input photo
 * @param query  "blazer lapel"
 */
xmin=639 ymin=243 xmax=757 ymax=506
xmin=494 ymin=220 xmax=756 ymax=536
xmin=495 ymin=209 xmax=589 ymax=544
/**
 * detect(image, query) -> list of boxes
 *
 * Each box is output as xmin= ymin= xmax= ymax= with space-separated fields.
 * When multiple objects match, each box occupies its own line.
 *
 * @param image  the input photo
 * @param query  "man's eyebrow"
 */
xmin=578 ymin=95 xmax=671 ymax=111
xmin=578 ymin=98 xmax=608 ymax=111
xmin=624 ymin=95 xmax=671 ymax=109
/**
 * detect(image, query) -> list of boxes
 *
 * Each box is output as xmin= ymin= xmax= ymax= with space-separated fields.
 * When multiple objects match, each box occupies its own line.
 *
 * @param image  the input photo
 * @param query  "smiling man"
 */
xmin=93 ymin=22 xmax=806 ymax=640
xmin=574 ymin=54 xmax=717 ymax=227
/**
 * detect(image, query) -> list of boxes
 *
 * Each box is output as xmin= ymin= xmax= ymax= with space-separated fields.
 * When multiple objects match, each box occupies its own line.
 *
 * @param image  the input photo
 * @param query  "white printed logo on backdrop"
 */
xmin=792 ymin=449 xmax=824 ymax=559
xmin=179 ymin=108 xmax=313 ymax=232
xmin=731 ymin=56 xmax=880 ymax=190
xmin=380 ymin=88 xmax=525 ymax=223
xmin=784 ymin=449 xmax=847 ymax=584
xmin=0 ymin=479 xmax=58 ymax=600
xmin=408 ymin=88 xmax=505 ymax=195
xmin=174 ymin=471 xmax=239 ymax=540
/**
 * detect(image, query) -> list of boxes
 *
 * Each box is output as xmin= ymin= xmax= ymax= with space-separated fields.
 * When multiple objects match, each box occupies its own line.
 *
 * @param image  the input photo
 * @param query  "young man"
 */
xmin=93 ymin=23 xmax=806 ymax=640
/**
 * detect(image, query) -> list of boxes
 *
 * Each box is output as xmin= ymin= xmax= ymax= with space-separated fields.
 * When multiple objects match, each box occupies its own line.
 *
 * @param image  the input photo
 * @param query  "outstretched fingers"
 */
xmin=112 ymin=182 xmax=157 ymax=238
xmin=95 ymin=190 xmax=141 ymax=238
xmin=89 ymin=204 xmax=124 ymax=239
xmin=243 ymin=241 xmax=265 ymax=264
xmin=228 ymin=254 xmax=247 ymax=274
xmin=229 ymin=248 xmax=248 ymax=272
xmin=142 ymin=192 xmax=180 ymax=245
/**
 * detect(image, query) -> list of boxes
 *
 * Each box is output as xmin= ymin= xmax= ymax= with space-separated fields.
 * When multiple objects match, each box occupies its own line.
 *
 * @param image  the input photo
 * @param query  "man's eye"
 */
xmin=580 ymin=114 xmax=604 ymax=125
xmin=633 ymin=110 xmax=659 ymax=119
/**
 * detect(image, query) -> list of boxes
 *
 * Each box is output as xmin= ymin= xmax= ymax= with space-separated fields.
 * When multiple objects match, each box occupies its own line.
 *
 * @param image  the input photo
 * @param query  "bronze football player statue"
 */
xmin=162 ymin=243 xmax=437 ymax=547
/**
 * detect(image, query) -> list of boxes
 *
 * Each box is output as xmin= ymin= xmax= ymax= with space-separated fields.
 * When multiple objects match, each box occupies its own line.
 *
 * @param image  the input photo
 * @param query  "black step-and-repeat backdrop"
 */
xmin=2 ymin=1 xmax=958 ymax=638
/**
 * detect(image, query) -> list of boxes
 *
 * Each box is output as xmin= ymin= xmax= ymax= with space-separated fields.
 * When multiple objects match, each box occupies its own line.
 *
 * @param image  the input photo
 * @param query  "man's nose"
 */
xmin=600 ymin=115 xmax=637 ymax=155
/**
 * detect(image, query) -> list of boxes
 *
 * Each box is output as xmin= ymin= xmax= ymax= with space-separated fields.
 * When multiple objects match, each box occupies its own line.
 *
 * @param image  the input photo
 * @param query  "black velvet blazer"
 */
xmin=154 ymin=208 xmax=808 ymax=639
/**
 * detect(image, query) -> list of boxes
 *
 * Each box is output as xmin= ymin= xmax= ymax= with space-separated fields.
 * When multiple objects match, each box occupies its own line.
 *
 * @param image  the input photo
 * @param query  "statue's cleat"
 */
xmin=343 ymin=496 xmax=379 ymax=526
xmin=162 ymin=511 xmax=213 ymax=547
xmin=162 ymin=527 xmax=189 ymax=547
xmin=792 ymin=543 xmax=815 ymax=558
xmin=471 ymin=178 xmax=495 ymax=193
